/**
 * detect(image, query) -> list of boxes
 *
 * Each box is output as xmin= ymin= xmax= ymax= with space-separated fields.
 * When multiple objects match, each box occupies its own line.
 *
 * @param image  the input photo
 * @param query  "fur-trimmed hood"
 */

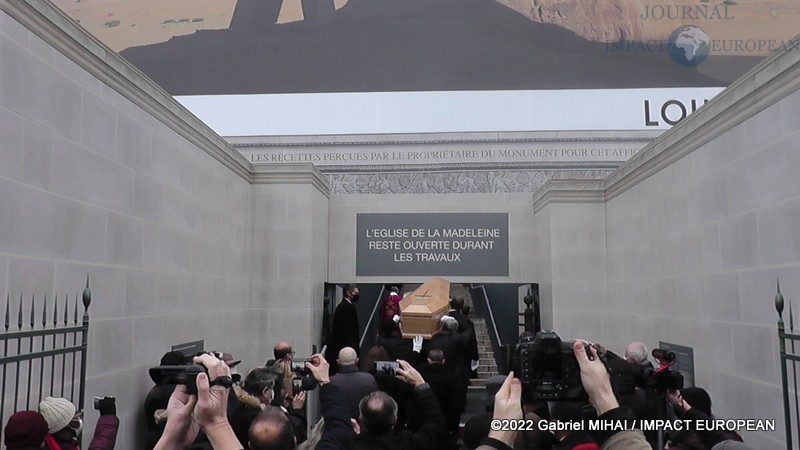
xmin=233 ymin=385 xmax=265 ymax=410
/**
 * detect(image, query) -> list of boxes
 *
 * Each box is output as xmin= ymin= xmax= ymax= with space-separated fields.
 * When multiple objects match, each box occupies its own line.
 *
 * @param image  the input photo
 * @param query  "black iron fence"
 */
xmin=0 ymin=276 xmax=92 ymax=435
xmin=517 ymin=290 xmax=540 ymax=335
xmin=776 ymin=279 xmax=800 ymax=450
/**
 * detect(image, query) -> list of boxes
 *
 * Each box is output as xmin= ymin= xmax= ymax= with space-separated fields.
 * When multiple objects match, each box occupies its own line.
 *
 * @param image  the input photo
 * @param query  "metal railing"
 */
xmin=776 ymin=279 xmax=800 ymax=450
xmin=0 ymin=276 xmax=92 ymax=437
xmin=359 ymin=285 xmax=385 ymax=356
xmin=469 ymin=284 xmax=505 ymax=372
xmin=517 ymin=289 xmax=540 ymax=334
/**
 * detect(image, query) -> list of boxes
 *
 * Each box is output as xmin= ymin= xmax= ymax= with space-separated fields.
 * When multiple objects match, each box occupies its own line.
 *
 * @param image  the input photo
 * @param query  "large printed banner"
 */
xmin=50 ymin=0 xmax=799 ymax=135
xmin=356 ymin=213 xmax=509 ymax=277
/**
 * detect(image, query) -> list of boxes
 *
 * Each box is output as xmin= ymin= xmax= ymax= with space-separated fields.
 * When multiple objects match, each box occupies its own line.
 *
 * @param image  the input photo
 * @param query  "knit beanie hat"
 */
xmin=4 ymin=411 xmax=49 ymax=448
xmin=681 ymin=387 xmax=712 ymax=416
xmin=39 ymin=396 xmax=76 ymax=433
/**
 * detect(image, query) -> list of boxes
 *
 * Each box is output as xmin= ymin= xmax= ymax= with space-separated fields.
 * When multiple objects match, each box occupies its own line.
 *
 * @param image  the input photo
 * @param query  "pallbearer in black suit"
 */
xmin=448 ymin=297 xmax=480 ymax=379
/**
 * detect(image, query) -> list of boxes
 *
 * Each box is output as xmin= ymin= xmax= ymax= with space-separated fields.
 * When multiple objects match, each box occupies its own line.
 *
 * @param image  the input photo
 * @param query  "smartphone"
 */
xmin=292 ymin=378 xmax=303 ymax=396
xmin=374 ymin=361 xmax=400 ymax=377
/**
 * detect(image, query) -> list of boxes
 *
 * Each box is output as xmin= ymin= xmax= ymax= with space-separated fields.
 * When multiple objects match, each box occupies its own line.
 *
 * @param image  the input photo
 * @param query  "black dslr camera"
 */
xmin=644 ymin=348 xmax=684 ymax=392
xmin=511 ymin=330 xmax=602 ymax=401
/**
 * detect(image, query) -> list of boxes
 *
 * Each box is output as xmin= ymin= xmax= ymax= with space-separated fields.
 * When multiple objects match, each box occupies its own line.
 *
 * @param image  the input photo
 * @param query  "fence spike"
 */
xmin=53 ymin=294 xmax=59 ymax=326
xmin=30 ymin=295 xmax=35 ymax=328
xmin=776 ymin=278 xmax=785 ymax=318
xmin=73 ymin=294 xmax=78 ymax=325
xmin=4 ymin=293 xmax=9 ymax=330
xmin=18 ymin=294 xmax=23 ymax=330
xmin=82 ymin=274 xmax=91 ymax=311
xmin=790 ymin=299 xmax=795 ymax=331
xmin=42 ymin=294 xmax=47 ymax=327
xmin=63 ymin=295 xmax=69 ymax=325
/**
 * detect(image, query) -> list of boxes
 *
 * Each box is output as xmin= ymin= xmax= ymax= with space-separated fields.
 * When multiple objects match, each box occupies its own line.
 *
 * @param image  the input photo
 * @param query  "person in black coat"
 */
xmin=448 ymin=297 xmax=480 ymax=377
xmin=330 ymin=347 xmax=379 ymax=419
xmin=328 ymin=284 xmax=361 ymax=374
xmin=377 ymin=320 xmax=419 ymax=367
xmin=421 ymin=316 xmax=474 ymax=417
xmin=145 ymin=351 xmax=187 ymax=450
xmin=248 ymin=353 xmax=357 ymax=450
xmin=353 ymin=360 xmax=447 ymax=450
xmin=417 ymin=349 xmax=462 ymax=449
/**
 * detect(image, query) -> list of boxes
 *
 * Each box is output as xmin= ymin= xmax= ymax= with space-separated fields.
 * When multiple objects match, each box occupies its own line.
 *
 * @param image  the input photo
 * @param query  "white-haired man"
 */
xmin=624 ymin=342 xmax=653 ymax=368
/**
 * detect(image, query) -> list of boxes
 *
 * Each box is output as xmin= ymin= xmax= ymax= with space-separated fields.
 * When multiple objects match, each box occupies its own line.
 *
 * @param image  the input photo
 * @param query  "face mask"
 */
xmin=352 ymin=294 xmax=360 ymax=303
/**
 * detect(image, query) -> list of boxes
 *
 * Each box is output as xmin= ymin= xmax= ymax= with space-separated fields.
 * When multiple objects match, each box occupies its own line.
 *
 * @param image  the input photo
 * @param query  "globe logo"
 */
xmin=668 ymin=25 xmax=710 ymax=67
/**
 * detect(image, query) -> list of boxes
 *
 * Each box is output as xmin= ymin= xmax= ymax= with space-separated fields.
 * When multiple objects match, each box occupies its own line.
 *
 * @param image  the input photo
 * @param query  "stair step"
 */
xmin=477 ymin=371 xmax=501 ymax=379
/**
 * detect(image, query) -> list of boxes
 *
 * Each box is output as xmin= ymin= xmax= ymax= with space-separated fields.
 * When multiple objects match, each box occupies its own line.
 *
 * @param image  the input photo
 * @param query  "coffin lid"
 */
xmin=400 ymin=277 xmax=450 ymax=315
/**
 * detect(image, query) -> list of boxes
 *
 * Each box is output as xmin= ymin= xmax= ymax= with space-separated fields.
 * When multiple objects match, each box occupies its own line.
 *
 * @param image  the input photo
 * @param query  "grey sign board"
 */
xmin=658 ymin=341 xmax=695 ymax=388
xmin=172 ymin=340 xmax=204 ymax=357
xmin=356 ymin=213 xmax=509 ymax=276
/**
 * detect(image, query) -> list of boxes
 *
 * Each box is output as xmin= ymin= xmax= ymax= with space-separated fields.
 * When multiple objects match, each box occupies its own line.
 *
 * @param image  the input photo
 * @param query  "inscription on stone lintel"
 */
xmin=239 ymin=145 xmax=643 ymax=166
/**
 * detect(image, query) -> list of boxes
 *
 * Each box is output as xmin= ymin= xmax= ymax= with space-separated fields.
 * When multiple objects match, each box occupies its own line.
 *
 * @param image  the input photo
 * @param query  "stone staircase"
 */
xmin=469 ymin=317 xmax=499 ymax=386
xmin=461 ymin=317 xmax=499 ymax=426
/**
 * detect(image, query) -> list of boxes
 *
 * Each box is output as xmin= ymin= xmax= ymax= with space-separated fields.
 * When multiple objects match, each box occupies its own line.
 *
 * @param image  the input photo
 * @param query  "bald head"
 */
xmin=338 ymin=347 xmax=358 ymax=366
xmin=625 ymin=342 xmax=648 ymax=364
xmin=359 ymin=391 xmax=398 ymax=434
xmin=274 ymin=342 xmax=293 ymax=360
xmin=249 ymin=408 xmax=294 ymax=450
xmin=427 ymin=349 xmax=445 ymax=365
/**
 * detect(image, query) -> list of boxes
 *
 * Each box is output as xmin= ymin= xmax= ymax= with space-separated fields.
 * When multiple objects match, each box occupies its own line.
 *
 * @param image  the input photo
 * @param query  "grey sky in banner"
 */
xmin=356 ymin=213 xmax=509 ymax=277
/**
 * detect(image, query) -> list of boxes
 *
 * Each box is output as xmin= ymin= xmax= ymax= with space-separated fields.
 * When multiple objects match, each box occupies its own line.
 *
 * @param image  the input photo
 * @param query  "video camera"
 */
xmin=149 ymin=364 xmax=206 ymax=395
xmin=509 ymin=330 xmax=605 ymax=401
xmin=644 ymin=348 xmax=683 ymax=392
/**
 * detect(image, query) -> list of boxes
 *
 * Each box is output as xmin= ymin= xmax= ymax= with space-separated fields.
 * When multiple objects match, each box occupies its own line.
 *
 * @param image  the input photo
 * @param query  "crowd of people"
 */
xmin=1 ymin=286 xmax=754 ymax=450
xmin=3 ymin=396 xmax=118 ymax=450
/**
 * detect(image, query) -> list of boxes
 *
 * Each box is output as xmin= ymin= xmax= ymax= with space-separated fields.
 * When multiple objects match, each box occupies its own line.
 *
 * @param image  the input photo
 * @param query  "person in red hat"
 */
xmin=4 ymin=411 xmax=49 ymax=449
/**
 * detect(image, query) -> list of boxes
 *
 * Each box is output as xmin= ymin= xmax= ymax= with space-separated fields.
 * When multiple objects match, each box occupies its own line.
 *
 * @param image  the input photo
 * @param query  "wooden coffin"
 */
xmin=400 ymin=278 xmax=451 ymax=339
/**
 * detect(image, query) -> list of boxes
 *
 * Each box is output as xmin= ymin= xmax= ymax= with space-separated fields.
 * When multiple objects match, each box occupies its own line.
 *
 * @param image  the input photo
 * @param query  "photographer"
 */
xmin=476 ymin=342 xmax=650 ymax=450
xmin=154 ymin=353 xmax=241 ymax=450
xmin=352 ymin=359 xmax=447 ymax=450
xmin=229 ymin=367 xmax=282 ymax=447
xmin=303 ymin=353 xmax=357 ymax=450
xmin=666 ymin=389 xmax=750 ymax=450
xmin=39 ymin=396 xmax=118 ymax=450
xmin=241 ymin=353 xmax=358 ymax=450
xmin=573 ymin=342 xmax=650 ymax=450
